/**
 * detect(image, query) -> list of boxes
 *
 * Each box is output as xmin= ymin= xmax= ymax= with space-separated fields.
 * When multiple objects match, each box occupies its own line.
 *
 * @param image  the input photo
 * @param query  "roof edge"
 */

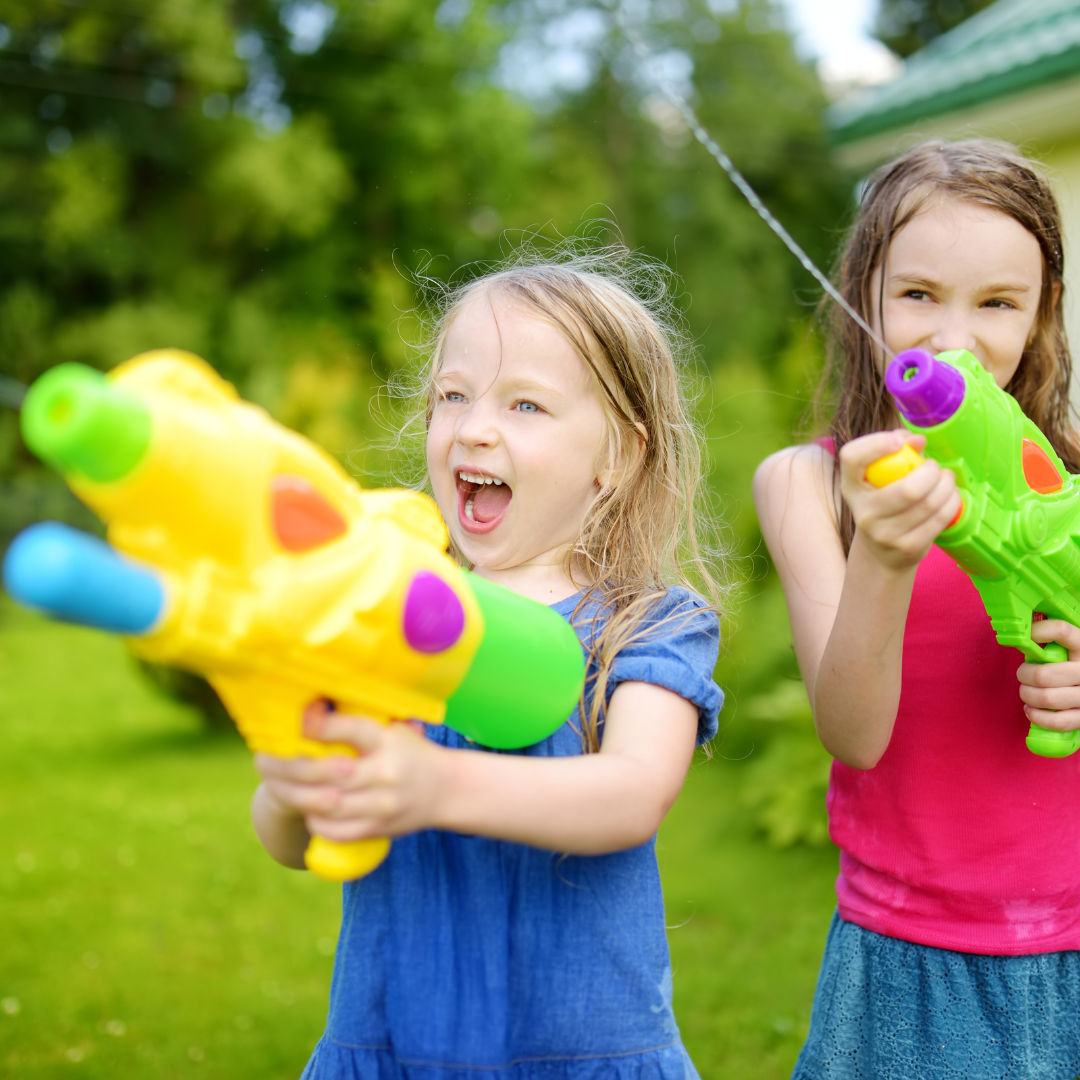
xmin=833 ymin=44 xmax=1080 ymax=144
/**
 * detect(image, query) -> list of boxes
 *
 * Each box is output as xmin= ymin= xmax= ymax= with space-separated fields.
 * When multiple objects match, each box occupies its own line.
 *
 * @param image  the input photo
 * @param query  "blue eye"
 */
xmin=514 ymin=401 xmax=540 ymax=414
xmin=444 ymin=391 xmax=466 ymax=403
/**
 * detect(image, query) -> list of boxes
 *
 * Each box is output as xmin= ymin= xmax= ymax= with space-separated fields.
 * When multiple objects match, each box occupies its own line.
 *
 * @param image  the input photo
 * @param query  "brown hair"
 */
xmin=400 ymin=243 xmax=733 ymax=751
xmin=818 ymin=138 xmax=1077 ymax=552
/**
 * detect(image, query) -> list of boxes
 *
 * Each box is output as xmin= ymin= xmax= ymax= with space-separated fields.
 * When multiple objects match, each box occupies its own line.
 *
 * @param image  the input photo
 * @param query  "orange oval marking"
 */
xmin=1022 ymin=438 xmax=1064 ymax=494
xmin=271 ymin=475 xmax=348 ymax=552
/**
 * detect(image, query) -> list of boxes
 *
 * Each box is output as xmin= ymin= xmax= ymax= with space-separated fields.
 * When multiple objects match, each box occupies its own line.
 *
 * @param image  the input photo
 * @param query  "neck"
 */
xmin=471 ymin=550 xmax=588 ymax=606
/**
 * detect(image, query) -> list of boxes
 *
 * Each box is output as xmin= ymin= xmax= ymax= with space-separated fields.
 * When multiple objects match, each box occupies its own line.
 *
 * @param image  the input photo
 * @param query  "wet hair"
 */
xmin=399 ymin=241 xmax=733 ymax=751
xmin=817 ymin=138 xmax=1076 ymax=552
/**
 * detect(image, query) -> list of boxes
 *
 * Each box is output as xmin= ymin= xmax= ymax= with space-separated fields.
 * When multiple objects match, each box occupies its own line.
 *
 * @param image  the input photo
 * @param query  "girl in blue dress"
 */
xmin=252 ymin=252 xmax=727 ymax=1080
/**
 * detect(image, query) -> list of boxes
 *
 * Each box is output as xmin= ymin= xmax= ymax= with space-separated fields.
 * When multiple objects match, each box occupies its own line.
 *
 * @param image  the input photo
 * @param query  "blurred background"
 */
xmin=0 ymin=0 xmax=1074 ymax=1075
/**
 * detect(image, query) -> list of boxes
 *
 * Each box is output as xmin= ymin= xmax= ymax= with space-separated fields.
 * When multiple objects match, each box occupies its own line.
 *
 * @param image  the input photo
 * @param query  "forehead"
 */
xmin=439 ymin=289 xmax=596 ymax=388
xmin=889 ymin=197 xmax=1043 ymax=282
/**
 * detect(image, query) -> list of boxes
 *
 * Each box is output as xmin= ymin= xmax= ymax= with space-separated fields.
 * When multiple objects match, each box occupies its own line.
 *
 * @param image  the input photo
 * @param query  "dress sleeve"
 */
xmin=605 ymin=588 xmax=723 ymax=746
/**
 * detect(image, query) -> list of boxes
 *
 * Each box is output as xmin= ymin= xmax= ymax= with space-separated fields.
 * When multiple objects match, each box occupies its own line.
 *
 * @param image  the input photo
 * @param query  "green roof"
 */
xmin=830 ymin=0 xmax=1080 ymax=144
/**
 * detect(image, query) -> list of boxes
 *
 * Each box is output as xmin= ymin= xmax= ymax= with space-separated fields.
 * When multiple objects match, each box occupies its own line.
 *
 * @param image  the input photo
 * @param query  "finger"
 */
xmin=302 ymin=698 xmax=335 ymax=728
xmin=306 ymin=816 xmax=389 ymax=843
xmin=262 ymin=777 xmax=347 ymax=816
xmin=1030 ymin=619 xmax=1080 ymax=660
xmin=306 ymin=787 xmax=401 ymax=825
xmin=840 ymin=429 xmax=917 ymax=473
xmin=305 ymin=712 xmax=389 ymax=753
xmin=1017 ymin=658 xmax=1080 ymax=689
xmin=1023 ymin=705 xmax=1080 ymax=733
xmin=855 ymin=464 xmax=951 ymax=530
xmin=861 ymin=472 xmax=957 ymax=542
xmin=253 ymin=752 xmax=355 ymax=783
xmin=1019 ymin=682 xmax=1080 ymax=711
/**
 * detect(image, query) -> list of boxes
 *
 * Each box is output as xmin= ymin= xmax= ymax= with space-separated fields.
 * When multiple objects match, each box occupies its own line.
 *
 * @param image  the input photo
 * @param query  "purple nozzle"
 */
xmin=885 ymin=349 xmax=965 ymax=428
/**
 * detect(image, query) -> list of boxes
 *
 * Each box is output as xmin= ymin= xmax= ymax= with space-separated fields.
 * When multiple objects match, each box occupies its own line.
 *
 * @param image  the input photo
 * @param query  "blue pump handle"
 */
xmin=3 ymin=522 xmax=164 ymax=634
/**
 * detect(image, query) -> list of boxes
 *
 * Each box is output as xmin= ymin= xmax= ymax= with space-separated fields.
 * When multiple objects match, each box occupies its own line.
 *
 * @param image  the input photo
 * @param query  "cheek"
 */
xmin=425 ymin=421 xmax=452 ymax=484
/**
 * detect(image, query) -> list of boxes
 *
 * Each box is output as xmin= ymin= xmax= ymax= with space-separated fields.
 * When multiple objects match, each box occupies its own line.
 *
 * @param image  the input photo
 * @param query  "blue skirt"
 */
xmin=792 ymin=913 xmax=1080 ymax=1080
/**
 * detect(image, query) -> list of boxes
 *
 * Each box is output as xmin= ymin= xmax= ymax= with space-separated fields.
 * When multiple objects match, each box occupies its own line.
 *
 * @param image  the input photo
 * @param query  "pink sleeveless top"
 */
xmin=830 ymin=544 xmax=1080 ymax=954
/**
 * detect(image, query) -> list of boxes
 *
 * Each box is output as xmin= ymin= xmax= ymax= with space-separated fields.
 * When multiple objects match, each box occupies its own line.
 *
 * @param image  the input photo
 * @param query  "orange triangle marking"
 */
xmin=271 ymin=475 xmax=348 ymax=552
xmin=1022 ymin=438 xmax=1064 ymax=494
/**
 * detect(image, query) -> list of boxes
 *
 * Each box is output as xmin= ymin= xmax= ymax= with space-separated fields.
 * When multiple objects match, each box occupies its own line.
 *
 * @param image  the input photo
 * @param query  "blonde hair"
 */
xmin=398 ymin=242 xmax=732 ymax=751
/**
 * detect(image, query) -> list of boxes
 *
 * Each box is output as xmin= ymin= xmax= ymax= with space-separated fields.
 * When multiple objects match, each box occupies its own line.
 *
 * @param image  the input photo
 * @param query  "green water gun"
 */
xmin=865 ymin=347 xmax=1080 ymax=758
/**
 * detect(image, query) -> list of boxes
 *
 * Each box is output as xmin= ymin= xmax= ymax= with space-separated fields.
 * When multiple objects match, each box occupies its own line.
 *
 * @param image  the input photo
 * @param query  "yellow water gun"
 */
xmin=2 ymin=351 xmax=585 ymax=880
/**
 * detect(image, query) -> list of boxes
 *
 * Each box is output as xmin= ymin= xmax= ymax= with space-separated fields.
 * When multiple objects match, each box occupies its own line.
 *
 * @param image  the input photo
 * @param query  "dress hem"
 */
xmin=301 ymin=1036 xmax=700 ymax=1079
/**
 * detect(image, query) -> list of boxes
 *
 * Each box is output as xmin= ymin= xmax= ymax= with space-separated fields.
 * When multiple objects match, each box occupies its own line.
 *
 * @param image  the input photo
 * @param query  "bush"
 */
xmin=741 ymin=680 xmax=832 ymax=848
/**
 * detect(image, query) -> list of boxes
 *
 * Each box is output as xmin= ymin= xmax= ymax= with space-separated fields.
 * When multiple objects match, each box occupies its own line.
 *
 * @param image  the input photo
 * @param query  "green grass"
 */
xmin=0 ymin=603 xmax=838 ymax=1078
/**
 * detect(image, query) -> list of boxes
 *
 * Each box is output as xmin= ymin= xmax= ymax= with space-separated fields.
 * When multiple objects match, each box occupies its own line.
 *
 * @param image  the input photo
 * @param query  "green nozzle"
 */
xmin=21 ymin=363 xmax=151 ymax=483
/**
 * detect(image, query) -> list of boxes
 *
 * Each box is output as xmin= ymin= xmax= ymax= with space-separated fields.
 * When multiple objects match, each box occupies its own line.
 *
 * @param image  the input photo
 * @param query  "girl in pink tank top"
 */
xmin=755 ymin=140 xmax=1080 ymax=1079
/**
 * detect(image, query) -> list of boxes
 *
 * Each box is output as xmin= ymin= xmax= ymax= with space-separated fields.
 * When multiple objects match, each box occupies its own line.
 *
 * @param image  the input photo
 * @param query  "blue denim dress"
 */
xmin=300 ymin=588 xmax=722 ymax=1080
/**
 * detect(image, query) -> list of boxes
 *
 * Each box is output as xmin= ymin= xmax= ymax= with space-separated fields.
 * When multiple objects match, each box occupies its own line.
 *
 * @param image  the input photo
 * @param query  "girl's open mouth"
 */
xmin=456 ymin=469 xmax=512 ymax=534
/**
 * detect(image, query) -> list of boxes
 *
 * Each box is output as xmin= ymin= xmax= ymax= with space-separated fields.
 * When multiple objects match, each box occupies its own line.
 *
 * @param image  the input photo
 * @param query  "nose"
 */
xmin=453 ymin=397 xmax=500 ymax=450
xmin=927 ymin=307 xmax=977 ymax=355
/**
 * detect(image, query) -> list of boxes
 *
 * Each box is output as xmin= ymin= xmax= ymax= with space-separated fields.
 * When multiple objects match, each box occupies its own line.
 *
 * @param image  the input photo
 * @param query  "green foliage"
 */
xmin=873 ymin=0 xmax=997 ymax=57
xmin=741 ymin=680 xmax=832 ymax=848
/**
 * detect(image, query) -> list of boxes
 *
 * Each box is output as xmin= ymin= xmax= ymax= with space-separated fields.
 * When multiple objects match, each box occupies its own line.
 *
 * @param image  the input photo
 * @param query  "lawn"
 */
xmin=0 ymin=603 xmax=838 ymax=1078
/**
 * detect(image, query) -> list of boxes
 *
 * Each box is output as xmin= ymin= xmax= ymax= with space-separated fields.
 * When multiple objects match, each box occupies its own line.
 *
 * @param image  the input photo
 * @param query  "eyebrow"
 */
xmin=435 ymin=371 xmax=563 ymax=397
xmin=890 ymin=273 xmax=1032 ymax=293
xmin=503 ymin=378 xmax=562 ymax=396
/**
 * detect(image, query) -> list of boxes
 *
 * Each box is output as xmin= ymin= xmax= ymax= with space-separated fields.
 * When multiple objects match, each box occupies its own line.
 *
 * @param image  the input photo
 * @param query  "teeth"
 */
xmin=458 ymin=470 xmax=504 ymax=486
xmin=465 ymin=498 xmax=476 ymax=522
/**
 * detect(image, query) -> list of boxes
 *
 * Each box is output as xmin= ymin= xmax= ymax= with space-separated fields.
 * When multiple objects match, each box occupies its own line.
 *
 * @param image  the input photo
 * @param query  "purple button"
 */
xmin=403 ymin=571 xmax=465 ymax=654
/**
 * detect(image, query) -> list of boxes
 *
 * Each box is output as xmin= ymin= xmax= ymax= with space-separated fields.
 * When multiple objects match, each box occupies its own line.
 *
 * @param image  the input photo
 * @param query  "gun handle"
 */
xmin=304 ymin=836 xmax=391 ymax=881
xmin=1023 ymin=640 xmax=1080 ymax=757
xmin=210 ymin=673 xmax=398 ymax=879
xmin=1026 ymin=725 xmax=1080 ymax=758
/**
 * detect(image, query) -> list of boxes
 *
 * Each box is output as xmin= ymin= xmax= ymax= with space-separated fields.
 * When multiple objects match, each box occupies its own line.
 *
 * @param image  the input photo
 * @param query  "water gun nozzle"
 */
xmin=21 ymin=364 xmax=151 ymax=483
xmin=885 ymin=349 xmax=965 ymax=428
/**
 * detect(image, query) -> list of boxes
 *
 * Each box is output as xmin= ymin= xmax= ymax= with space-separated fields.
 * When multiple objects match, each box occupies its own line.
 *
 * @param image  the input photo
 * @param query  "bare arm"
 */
xmin=251 ymin=681 xmax=699 ymax=867
xmin=753 ymin=432 xmax=959 ymax=768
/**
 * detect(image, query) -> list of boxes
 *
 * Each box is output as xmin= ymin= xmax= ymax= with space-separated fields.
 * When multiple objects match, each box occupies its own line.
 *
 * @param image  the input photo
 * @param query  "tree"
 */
xmin=0 ymin=0 xmax=538 ymax=491
xmin=0 ymin=0 xmax=852 ymax=736
xmin=873 ymin=0 xmax=997 ymax=57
